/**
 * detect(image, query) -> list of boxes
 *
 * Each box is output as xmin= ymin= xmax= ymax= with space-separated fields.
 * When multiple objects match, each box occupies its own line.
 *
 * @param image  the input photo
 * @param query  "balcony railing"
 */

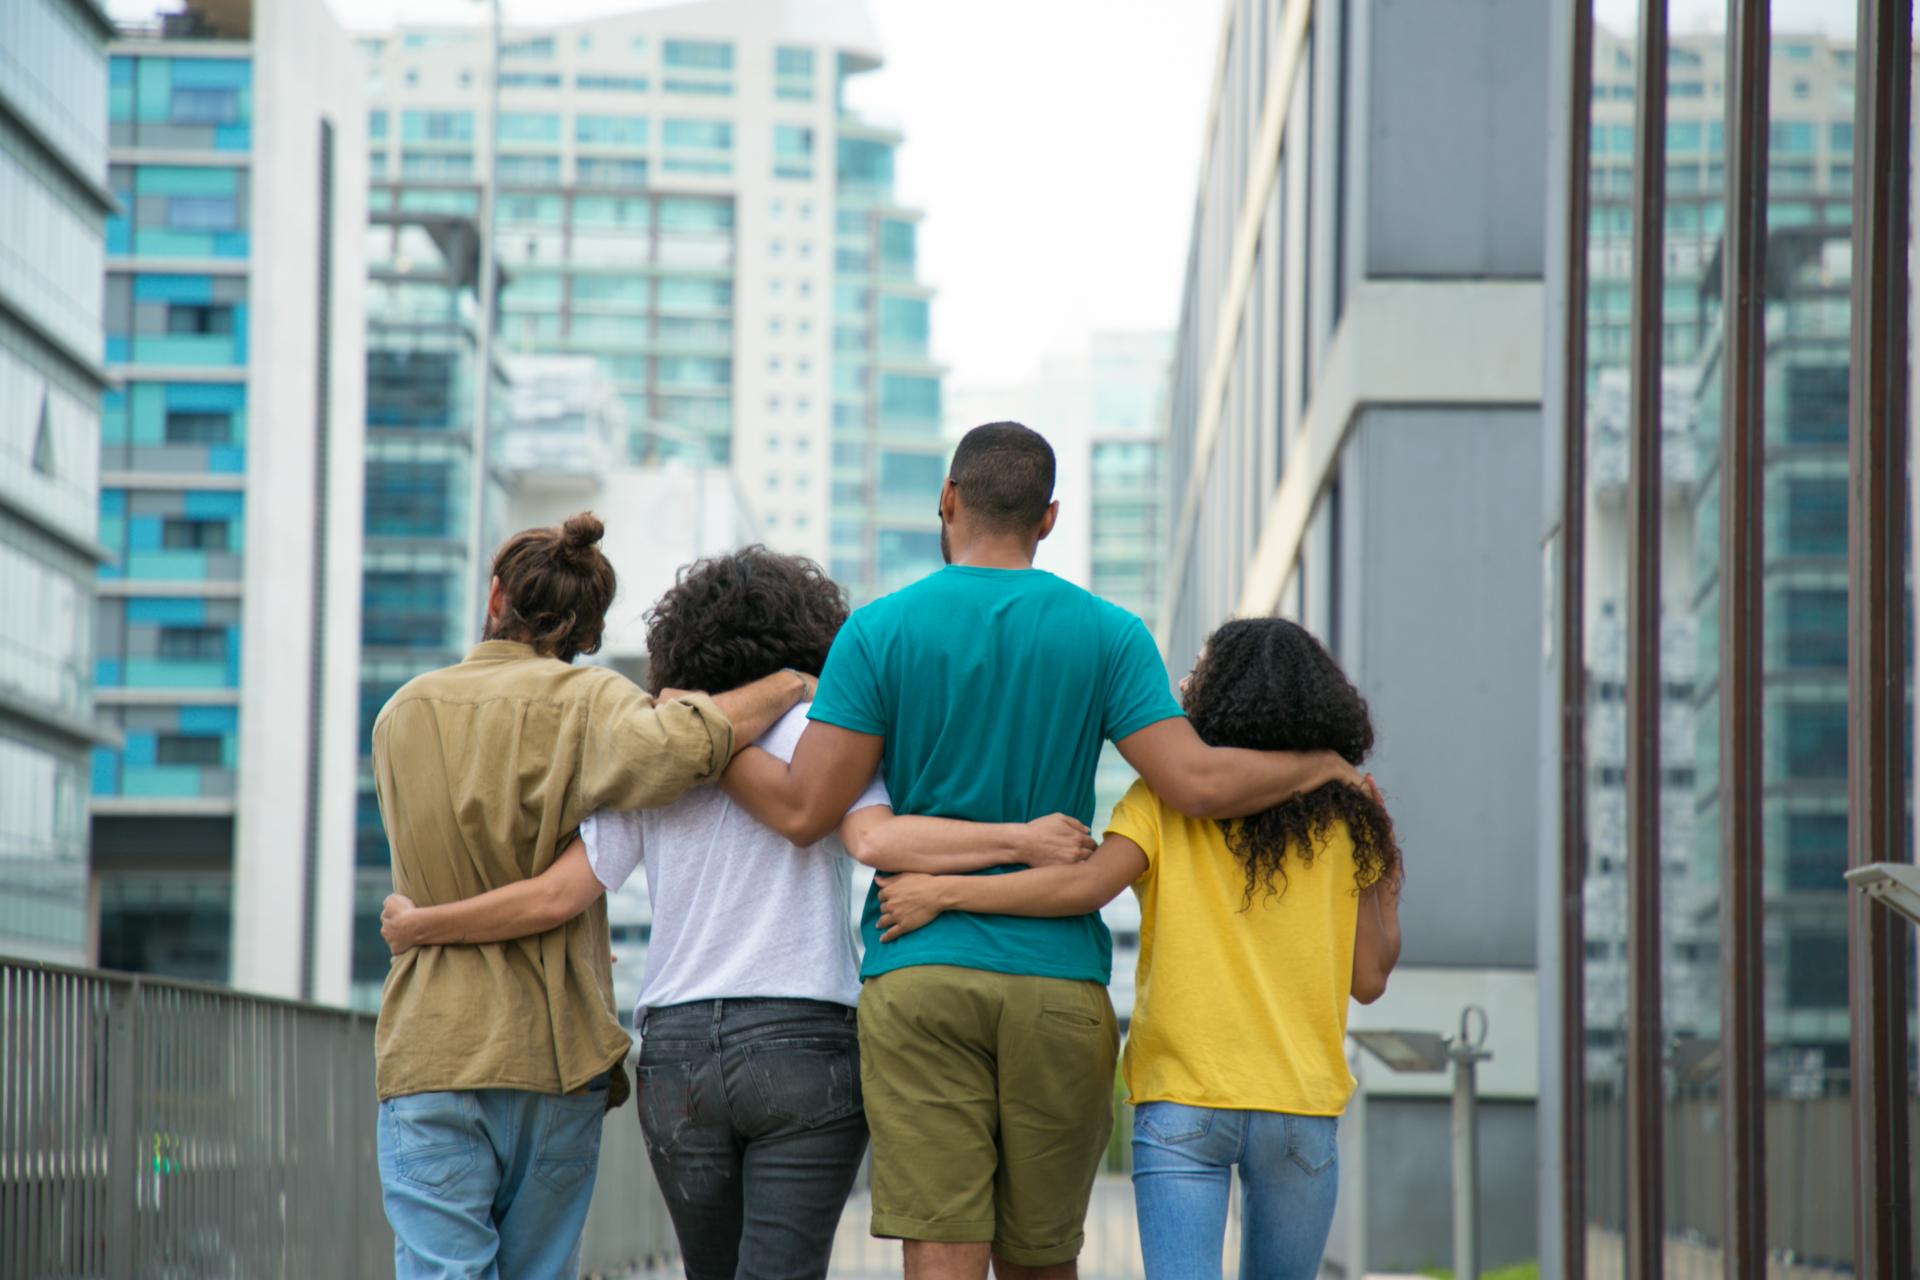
xmin=0 ymin=957 xmax=676 ymax=1279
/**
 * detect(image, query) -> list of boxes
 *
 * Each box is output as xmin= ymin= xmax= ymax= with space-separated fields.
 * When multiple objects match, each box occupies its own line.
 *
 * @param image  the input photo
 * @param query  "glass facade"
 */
xmin=353 ymin=211 xmax=496 ymax=1007
xmin=831 ymin=172 xmax=945 ymax=600
xmin=1566 ymin=10 xmax=1914 ymax=1272
xmin=0 ymin=0 xmax=109 ymax=964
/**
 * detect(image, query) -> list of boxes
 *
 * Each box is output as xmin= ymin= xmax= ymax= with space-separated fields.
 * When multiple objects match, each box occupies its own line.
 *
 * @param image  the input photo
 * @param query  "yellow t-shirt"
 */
xmin=1107 ymin=777 xmax=1373 ymax=1117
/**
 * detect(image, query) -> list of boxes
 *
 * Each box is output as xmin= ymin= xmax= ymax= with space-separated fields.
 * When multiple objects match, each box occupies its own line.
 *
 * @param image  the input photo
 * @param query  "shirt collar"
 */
xmin=464 ymin=639 xmax=541 ymax=663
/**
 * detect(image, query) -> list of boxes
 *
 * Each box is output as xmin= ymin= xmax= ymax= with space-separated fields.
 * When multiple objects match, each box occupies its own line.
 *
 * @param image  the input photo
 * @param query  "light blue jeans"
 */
xmin=1131 ymin=1102 xmax=1339 ymax=1280
xmin=377 ymin=1079 xmax=608 ymax=1280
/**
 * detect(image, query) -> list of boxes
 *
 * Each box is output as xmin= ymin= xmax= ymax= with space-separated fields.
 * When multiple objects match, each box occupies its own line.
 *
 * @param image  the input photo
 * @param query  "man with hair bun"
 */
xmin=369 ymin=512 xmax=811 ymax=1280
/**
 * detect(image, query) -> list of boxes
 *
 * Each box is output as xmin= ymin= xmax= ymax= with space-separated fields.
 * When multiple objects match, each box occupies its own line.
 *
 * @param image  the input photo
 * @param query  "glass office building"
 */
xmin=1548 ymin=9 xmax=1919 ymax=1273
xmin=0 ymin=0 xmax=113 ymax=964
xmin=363 ymin=0 xmax=947 ymax=604
xmin=351 ymin=209 xmax=500 ymax=1008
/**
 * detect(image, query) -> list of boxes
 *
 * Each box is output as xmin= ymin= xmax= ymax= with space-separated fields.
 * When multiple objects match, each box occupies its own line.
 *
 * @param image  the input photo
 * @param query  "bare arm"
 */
xmin=380 ymin=838 xmax=604 ymax=954
xmin=695 ymin=670 xmax=814 ymax=759
xmin=873 ymin=835 xmax=1151 ymax=941
xmin=838 ymin=807 xmax=1095 ymax=873
xmin=1115 ymin=717 xmax=1360 ymax=820
xmin=1350 ymin=873 xmax=1403 ymax=1004
xmin=719 ymin=722 xmax=886 ymax=845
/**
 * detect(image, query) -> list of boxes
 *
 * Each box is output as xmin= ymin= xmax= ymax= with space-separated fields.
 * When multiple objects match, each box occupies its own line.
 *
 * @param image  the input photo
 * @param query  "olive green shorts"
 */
xmin=857 ymin=964 xmax=1120 ymax=1267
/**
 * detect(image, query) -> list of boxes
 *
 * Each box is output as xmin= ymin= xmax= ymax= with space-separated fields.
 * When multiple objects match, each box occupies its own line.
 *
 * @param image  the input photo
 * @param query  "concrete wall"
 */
xmin=1349 ymin=405 xmax=1543 ymax=969
xmin=1363 ymin=0 xmax=1549 ymax=279
xmin=230 ymin=0 xmax=366 ymax=1003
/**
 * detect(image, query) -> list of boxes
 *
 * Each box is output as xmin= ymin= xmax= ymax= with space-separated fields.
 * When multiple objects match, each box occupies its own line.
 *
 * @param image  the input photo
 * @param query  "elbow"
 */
xmin=773 ymin=801 xmax=837 ymax=847
xmin=1352 ymin=971 xmax=1388 ymax=1005
xmin=532 ymin=882 xmax=577 ymax=933
xmin=842 ymin=824 xmax=885 ymax=868
xmin=1166 ymin=768 xmax=1228 ymax=820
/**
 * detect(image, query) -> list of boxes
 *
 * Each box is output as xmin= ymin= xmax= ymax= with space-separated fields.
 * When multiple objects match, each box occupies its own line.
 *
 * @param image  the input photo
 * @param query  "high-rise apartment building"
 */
xmin=362 ymin=0 xmax=946 ymax=605
xmin=0 ymin=0 xmax=114 ymax=964
xmin=1158 ymin=2 xmax=1548 ymax=1272
xmin=94 ymin=0 xmax=366 ymax=1002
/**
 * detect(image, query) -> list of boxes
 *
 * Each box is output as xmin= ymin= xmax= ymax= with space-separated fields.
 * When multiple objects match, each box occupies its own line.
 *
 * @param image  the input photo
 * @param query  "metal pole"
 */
xmin=1452 ymin=1050 xmax=1479 ymax=1280
xmin=464 ymin=0 xmax=503 ymax=646
xmin=1346 ymin=1046 xmax=1368 ymax=1280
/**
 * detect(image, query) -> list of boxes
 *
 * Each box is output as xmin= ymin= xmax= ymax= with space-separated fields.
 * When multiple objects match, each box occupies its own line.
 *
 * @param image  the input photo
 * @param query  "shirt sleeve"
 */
xmin=579 ymin=810 xmax=645 ymax=892
xmin=808 ymin=614 xmax=888 ymax=737
xmin=846 ymin=769 xmax=891 ymax=815
xmin=1104 ymin=777 xmax=1163 ymax=884
xmin=1102 ymin=612 xmax=1186 ymax=743
xmin=578 ymin=675 xmax=735 ymax=813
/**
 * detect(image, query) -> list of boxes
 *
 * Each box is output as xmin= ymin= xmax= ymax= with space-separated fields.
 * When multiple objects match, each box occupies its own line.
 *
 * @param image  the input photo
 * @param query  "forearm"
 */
xmin=846 ymin=814 xmax=1027 ymax=873
xmin=707 ymin=671 xmax=809 ymax=756
xmin=402 ymin=879 xmax=574 ymax=946
xmin=1189 ymin=747 xmax=1344 ymax=820
xmin=928 ymin=866 xmax=1114 ymax=918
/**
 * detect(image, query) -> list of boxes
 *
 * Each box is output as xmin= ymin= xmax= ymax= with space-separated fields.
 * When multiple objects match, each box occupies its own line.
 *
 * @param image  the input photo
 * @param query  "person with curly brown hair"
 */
xmin=871 ymin=617 xmax=1403 ymax=1280
xmin=369 ymin=514 xmax=819 ymax=1280
xmin=380 ymin=543 xmax=1096 ymax=1280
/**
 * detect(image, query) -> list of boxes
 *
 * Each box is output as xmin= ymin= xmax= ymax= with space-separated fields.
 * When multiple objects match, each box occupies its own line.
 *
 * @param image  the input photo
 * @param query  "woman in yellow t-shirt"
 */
xmin=873 ymin=617 xmax=1403 ymax=1280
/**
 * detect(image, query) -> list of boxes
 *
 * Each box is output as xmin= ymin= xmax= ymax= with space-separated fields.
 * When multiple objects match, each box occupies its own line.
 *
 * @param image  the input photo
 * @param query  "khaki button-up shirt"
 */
xmin=371 ymin=640 xmax=734 ymax=1102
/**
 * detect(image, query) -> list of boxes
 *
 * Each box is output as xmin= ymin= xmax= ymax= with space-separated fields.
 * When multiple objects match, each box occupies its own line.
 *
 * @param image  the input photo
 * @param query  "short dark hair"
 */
xmin=948 ymin=422 xmax=1055 ymax=533
xmin=644 ymin=546 xmax=848 ymax=694
xmin=488 ymin=511 xmax=616 ymax=663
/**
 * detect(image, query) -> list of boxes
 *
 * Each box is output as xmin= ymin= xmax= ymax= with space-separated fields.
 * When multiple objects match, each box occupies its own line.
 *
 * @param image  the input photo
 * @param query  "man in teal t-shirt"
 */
xmin=722 ymin=423 xmax=1356 ymax=1279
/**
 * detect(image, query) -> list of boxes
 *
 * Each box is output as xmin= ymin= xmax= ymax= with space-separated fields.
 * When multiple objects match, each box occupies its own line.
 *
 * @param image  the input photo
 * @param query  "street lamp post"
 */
xmin=464 ymin=0 xmax=503 ymax=645
xmin=1349 ymin=1006 xmax=1494 ymax=1280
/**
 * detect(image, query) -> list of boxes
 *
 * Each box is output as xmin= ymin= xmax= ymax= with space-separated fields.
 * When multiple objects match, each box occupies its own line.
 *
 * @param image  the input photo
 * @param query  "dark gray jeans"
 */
xmin=635 ymin=998 xmax=867 ymax=1280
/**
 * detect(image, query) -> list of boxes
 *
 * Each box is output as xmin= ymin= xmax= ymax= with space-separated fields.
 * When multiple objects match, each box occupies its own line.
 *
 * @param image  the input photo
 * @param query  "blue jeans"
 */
xmin=377 ymin=1077 xmax=609 ymax=1280
xmin=1131 ymin=1103 xmax=1339 ymax=1280
xmin=636 ymin=999 xmax=867 ymax=1280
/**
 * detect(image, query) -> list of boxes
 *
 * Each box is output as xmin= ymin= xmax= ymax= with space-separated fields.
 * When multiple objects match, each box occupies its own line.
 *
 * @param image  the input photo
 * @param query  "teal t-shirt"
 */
xmin=808 ymin=565 xmax=1185 ymax=984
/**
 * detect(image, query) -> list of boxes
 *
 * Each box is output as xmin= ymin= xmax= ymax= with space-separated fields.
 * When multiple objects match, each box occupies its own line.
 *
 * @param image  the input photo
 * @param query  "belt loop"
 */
xmin=709 ymin=998 xmax=724 ymax=1050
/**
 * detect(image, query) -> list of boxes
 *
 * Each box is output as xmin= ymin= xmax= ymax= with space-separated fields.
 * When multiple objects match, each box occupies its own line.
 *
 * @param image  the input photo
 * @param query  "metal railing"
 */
xmin=3 ymin=958 xmax=389 ymax=1279
xmin=1 ymin=957 xmax=678 ymax=1279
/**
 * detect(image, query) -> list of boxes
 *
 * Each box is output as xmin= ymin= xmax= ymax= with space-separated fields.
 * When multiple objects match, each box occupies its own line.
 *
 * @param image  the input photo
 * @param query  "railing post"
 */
xmin=104 ymin=981 xmax=137 ymax=1280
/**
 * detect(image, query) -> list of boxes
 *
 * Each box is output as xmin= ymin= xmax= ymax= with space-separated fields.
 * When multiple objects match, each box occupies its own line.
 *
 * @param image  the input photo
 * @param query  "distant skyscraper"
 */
xmin=94 ymin=0 xmax=366 ymax=1003
xmin=362 ymin=0 xmax=947 ymax=605
xmin=0 ymin=0 xmax=114 ymax=965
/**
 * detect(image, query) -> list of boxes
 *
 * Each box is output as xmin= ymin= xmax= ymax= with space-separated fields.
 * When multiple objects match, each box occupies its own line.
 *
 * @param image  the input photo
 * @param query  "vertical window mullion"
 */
xmin=1846 ymin=0 xmax=1914 ymax=1272
xmin=1717 ymin=2 xmax=1769 ymax=1267
xmin=1556 ymin=8 xmax=1593 ymax=1280
xmin=1623 ymin=1 xmax=1670 ymax=1275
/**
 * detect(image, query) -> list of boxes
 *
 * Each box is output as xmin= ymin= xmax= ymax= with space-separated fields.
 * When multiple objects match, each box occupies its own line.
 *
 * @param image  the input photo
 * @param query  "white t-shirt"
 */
xmin=579 ymin=702 xmax=888 ymax=1023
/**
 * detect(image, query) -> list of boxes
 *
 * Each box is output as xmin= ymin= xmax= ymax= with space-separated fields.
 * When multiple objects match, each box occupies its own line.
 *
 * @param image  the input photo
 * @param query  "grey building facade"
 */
xmin=1158 ymin=1 xmax=1549 ymax=1271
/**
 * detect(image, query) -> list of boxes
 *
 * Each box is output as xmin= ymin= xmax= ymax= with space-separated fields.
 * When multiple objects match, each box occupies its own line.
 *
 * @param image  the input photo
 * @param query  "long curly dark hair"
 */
xmin=1182 ymin=617 xmax=1401 ymax=905
xmin=644 ymin=546 xmax=848 ymax=694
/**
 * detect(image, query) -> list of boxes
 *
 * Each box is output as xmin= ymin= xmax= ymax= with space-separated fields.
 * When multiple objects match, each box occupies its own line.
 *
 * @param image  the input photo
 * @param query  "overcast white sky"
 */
xmin=105 ymin=0 xmax=1878 ymax=387
xmin=110 ymin=0 xmax=1219 ymax=391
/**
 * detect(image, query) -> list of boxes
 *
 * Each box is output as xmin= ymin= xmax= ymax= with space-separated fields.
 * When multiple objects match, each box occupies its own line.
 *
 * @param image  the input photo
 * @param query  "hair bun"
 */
xmin=560 ymin=512 xmax=605 ymax=558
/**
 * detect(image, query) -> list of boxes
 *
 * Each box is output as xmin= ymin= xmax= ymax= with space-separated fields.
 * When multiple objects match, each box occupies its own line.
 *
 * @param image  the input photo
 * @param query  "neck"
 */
xmin=948 ymin=536 xmax=1037 ymax=571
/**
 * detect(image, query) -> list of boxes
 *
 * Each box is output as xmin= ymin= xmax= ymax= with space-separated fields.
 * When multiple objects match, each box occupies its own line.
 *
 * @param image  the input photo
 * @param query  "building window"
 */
xmin=664 ymin=118 xmax=734 ymax=150
xmin=155 ymin=734 xmax=225 ymax=766
xmin=157 ymin=627 xmax=228 ymax=662
xmin=576 ymin=74 xmax=647 ymax=93
xmin=664 ymin=40 xmax=733 ymax=70
xmin=166 ymin=304 xmax=235 ymax=335
xmin=161 ymin=518 xmax=227 ymax=550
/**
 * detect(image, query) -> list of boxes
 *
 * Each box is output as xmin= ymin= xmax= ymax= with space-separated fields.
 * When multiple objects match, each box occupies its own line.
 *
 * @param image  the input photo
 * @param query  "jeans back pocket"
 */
xmin=384 ymin=1091 xmax=480 ymax=1191
xmin=743 ymin=1037 xmax=861 ymax=1130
